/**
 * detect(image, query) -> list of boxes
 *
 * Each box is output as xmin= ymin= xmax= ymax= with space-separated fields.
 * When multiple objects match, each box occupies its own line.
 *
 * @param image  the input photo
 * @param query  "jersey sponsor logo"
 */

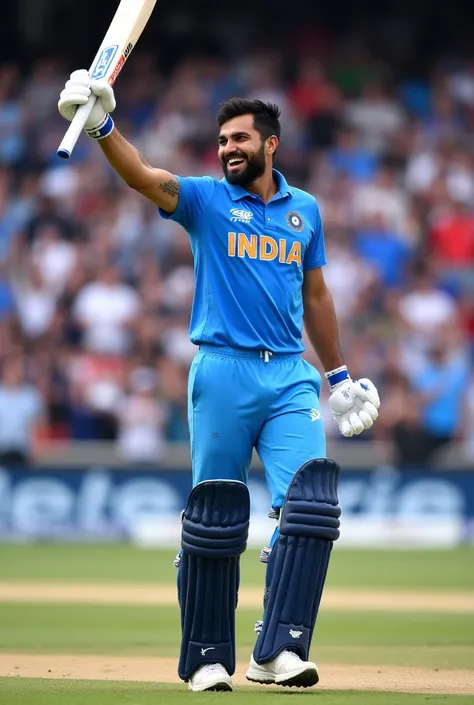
xmin=91 ymin=45 xmax=119 ymax=80
xmin=310 ymin=408 xmax=321 ymax=422
xmin=230 ymin=208 xmax=254 ymax=224
xmin=286 ymin=211 xmax=304 ymax=232
xmin=228 ymin=232 xmax=302 ymax=265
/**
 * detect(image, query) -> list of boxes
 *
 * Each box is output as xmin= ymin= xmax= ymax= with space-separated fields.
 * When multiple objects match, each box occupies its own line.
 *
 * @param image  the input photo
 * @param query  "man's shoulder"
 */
xmin=179 ymin=175 xmax=222 ymax=188
xmin=177 ymin=175 xmax=224 ymax=202
xmin=287 ymin=185 xmax=322 ymax=216
xmin=288 ymin=185 xmax=319 ymax=206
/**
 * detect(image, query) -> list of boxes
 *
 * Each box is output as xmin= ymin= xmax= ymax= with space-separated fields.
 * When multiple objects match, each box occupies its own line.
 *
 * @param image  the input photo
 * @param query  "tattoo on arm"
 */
xmin=159 ymin=179 xmax=180 ymax=198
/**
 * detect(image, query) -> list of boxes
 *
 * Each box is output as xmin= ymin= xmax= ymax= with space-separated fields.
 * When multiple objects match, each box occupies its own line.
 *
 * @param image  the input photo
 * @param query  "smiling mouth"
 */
xmin=226 ymin=157 xmax=246 ymax=169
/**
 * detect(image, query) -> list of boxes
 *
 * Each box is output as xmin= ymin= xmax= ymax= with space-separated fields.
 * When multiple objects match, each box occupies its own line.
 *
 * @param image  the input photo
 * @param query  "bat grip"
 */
xmin=57 ymin=95 xmax=98 ymax=159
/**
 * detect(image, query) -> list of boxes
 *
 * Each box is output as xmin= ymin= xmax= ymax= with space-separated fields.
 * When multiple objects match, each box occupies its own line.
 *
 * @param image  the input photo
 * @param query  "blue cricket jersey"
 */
xmin=159 ymin=169 xmax=327 ymax=353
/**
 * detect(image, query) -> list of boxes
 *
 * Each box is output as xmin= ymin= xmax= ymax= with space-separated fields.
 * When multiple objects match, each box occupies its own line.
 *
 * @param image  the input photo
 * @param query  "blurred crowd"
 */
xmin=0 ymin=34 xmax=473 ymax=467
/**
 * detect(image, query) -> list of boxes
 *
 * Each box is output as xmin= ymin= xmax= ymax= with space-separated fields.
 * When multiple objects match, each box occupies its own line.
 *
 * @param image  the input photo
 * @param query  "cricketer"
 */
xmin=58 ymin=72 xmax=381 ymax=692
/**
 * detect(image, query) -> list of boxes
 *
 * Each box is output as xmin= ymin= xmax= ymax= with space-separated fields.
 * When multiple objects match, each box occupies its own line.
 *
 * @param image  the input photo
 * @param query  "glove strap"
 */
xmin=85 ymin=114 xmax=115 ymax=140
xmin=325 ymin=365 xmax=350 ymax=390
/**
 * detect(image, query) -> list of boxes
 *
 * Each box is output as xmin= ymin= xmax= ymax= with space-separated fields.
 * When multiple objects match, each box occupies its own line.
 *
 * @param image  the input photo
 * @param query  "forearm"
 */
xmin=98 ymin=128 xmax=152 ymax=191
xmin=303 ymin=289 xmax=345 ymax=372
xmin=97 ymin=128 xmax=178 ymax=210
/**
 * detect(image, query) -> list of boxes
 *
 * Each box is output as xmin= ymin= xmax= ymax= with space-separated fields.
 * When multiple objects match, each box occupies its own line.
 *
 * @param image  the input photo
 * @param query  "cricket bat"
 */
xmin=57 ymin=0 xmax=157 ymax=159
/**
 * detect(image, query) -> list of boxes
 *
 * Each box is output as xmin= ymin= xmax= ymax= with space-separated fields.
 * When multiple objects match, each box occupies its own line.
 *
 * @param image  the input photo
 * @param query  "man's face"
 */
xmin=218 ymin=114 xmax=268 ymax=186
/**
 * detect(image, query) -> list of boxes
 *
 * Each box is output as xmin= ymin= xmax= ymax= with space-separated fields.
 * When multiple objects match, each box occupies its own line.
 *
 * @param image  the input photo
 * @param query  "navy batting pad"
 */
xmin=253 ymin=458 xmax=341 ymax=664
xmin=177 ymin=480 xmax=250 ymax=680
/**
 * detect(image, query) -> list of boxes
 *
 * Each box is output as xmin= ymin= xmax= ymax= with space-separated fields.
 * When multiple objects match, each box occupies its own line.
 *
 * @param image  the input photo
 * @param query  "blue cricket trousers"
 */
xmin=188 ymin=344 xmax=326 ymax=508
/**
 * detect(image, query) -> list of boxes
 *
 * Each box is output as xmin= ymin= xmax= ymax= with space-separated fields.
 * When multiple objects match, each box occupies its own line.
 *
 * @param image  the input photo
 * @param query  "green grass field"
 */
xmin=0 ymin=544 xmax=473 ymax=704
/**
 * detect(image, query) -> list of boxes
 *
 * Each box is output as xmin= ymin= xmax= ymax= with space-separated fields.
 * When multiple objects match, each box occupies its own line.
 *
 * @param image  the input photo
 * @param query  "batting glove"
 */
xmin=326 ymin=367 xmax=380 ymax=438
xmin=58 ymin=69 xmax=117 ymax=139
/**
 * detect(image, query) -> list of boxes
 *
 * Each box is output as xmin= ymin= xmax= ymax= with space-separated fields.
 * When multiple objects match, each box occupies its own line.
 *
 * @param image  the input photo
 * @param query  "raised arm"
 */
xmin=98 ymin=128 xmax=180 ymax=212
xmin=58 ymin=69 xmax=179 ymax=213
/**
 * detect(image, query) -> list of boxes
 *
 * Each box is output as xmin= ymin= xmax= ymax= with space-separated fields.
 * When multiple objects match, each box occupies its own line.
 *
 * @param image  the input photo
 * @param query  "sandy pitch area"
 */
xmin=0 ymin=654 xmax=473 ymax=694
xmin=1 ymin=582 xmax=473 ymax=694
xmin=1 ymin=583 xmax=474 ymax=612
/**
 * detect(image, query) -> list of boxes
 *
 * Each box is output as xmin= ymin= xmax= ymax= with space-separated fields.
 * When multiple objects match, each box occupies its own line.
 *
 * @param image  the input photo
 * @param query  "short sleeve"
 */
xmin=303 ymin=201 xmax=327 ymax=271
xmin=158 ymin=176 xmax=217 ymax=232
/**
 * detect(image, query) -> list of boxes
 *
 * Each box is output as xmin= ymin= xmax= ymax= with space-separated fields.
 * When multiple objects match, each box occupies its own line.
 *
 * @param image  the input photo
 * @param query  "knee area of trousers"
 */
xmin=181 ymin=479 xmax=250 ymax=558
xmin=280 ymin=458 xmax=341 ymax=542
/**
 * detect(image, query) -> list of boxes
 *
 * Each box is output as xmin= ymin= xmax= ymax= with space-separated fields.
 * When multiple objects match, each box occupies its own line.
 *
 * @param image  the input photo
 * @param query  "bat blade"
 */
xmin=57 ymin=0 xmax=157 ymax=159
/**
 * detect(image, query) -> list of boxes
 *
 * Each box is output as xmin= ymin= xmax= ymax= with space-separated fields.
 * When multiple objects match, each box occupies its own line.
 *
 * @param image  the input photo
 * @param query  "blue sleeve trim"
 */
xmin=303 ymin=255 xmax=327 ymax=271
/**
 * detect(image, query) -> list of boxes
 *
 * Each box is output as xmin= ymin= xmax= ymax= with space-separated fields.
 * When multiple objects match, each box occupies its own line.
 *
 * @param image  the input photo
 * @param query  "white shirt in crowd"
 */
xmin=74 ymin=281 xmax=141 ymax=354
xmin=398 ymin=287 xmax=457 ymax=334
xmin=15 ymin=283 xmax=56 ymax=338
xmin=397 ymin=286 xmax=458 ymax=372
xmin=32 ymin=236 xmax=77 ymax=294
xmin=117 ymin=394 xmax=167 ymax=462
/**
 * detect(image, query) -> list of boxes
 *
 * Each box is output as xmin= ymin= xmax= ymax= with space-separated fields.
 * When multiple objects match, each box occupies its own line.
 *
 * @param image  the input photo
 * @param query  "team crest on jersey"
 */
xmin=230 ymin=208 xmax=254 ymax=224
xmin=286 ymin=211 xmax=304 ymax=232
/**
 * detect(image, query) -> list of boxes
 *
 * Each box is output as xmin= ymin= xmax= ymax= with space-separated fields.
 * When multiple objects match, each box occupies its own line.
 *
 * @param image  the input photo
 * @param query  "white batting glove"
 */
xmin=58 ymin=69 xmax=117 ymax=139
xmin=326 ymin=367 xmax=380 ymax=438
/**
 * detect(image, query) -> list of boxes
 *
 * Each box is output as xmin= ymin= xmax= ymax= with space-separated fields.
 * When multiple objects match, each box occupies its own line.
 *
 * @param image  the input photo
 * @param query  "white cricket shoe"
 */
xmin=188 ymin=663 xmax=232 ymax=692
xmin=246 ymin=649 xmax=319 ymax=688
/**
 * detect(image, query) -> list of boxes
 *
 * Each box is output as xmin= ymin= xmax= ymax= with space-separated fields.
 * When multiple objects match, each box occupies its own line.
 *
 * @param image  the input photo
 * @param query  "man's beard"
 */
xmin=222 ymin=143 xmax=266 ymax=186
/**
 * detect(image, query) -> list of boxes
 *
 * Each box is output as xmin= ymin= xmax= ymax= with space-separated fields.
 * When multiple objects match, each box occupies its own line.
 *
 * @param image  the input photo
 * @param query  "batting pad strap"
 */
xmin=253 ymin=458 xmax=341 ymax=664
xmin=85 ymin=113 xmax=115 ymax=140
xmin=178 ymin=480 xmax=250 ymax=681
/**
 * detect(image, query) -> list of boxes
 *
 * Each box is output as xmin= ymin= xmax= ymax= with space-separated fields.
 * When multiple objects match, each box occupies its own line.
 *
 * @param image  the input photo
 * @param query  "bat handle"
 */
xmin=57 ymin=95 xmax=97 ymax=159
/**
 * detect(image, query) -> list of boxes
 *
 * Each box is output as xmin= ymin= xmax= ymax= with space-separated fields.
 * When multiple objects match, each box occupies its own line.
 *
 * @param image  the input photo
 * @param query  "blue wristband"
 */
xmin=86 ymin=114 xmax=115 ymax=140
xmin=325 ymin=366 xmax=350 ymax=389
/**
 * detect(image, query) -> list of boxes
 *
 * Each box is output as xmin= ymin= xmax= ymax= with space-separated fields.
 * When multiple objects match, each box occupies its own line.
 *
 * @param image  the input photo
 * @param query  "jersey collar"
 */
xmin=222 ymin=169 xmax=292 ymax=202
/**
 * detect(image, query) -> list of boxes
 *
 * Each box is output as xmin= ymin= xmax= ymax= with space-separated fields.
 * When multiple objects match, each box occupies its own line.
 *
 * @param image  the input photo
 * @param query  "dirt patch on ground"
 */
xmin=0 ymin=654 xmax=473 ymax=695
xmin=1 ymin=583 xmax=473 ymax=613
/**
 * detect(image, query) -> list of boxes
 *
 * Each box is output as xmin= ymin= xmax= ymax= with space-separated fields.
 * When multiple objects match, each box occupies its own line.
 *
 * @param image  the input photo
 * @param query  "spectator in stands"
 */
xmin=376 ymin=365 xmax=429 ymax=467
xmin=429 ymin=196 xmax=474 ymax=295
xmin=344 ymin=81 xmax=407 ymax=154
xmin=327 ymin=125 xmax=378 ymax=182
xmin=407 ymin=338 xmax=470 ymax=462
xmin=116 ymin=366 xmax=168 ymax=463
xmin=73 ymin=263 xmax=141 ymax=355
xmin=396 ymin=262 xmax=459 ymax=371
xmin=351 ymin=164 xmax=413 ymax=242
xmin=0 ymin=357 xmax=45 ymax=465
xmin=14 ymin=262 xmax=56 ymax=340
xmin=354 ymin=212 xmax=412 ymax=289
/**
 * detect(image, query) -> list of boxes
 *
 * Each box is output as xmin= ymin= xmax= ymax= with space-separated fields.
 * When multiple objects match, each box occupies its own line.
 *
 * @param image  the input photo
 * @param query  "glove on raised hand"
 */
xmin=58 ymin=69 xmax=116 ymax=139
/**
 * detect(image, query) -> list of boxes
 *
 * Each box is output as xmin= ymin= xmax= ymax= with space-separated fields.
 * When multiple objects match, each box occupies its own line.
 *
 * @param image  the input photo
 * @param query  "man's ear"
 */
xmin=266 ymin=135 xmax=279 ymax=157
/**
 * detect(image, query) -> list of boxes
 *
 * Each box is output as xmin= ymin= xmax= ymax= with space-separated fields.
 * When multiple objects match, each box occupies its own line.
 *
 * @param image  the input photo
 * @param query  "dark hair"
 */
xmin=217 ymin=98 xmax=281 ymax=142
